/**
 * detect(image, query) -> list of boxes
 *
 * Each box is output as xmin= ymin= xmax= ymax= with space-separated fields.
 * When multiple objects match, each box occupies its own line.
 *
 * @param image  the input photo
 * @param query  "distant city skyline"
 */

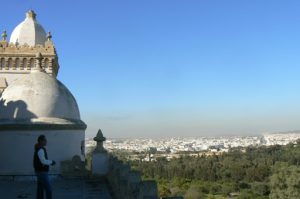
xmin=2 ymin=1 xmax=300 ymax=138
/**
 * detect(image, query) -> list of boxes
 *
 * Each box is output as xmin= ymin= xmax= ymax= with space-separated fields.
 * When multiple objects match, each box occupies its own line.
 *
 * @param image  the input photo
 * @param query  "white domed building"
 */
xmin=0 ymin=10 xmax=86 ymax=175
xmin=10 ymin=10 xmax=47 ymax=46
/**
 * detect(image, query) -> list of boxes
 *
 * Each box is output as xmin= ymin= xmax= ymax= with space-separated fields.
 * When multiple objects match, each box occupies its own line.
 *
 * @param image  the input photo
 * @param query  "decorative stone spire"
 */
xmin=92 ymin=129 xmax=109 ymax=175
xmin=93 ymin=129 xmax=107 ymax=153
xmin=1 ymin=30 xmax=7 ymax=41
xmin=26 ymin=10 xmax=37 ymax=19
xmin=46 ymin=32 xmax=52 ymax=41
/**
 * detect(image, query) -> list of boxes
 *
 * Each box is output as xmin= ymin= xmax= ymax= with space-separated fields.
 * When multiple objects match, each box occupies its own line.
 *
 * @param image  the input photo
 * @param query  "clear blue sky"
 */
xmin=2 ymin=1 xmax=300 ymax=138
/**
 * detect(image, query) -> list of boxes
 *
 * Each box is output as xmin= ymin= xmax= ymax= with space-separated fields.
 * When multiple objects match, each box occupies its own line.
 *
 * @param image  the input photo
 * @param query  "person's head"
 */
xmin=37 ymin=135 xmax=47 ymax=146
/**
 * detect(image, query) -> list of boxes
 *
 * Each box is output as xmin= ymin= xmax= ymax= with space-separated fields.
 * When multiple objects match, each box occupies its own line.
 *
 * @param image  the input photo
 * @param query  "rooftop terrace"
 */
xmin=0 ymin=176 xmax=112 ymax=199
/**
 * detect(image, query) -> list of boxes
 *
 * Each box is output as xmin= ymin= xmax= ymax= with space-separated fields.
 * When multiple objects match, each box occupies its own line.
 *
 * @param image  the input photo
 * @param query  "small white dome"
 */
xmin=0 ymin=71 xmax=80 ymax=120
xmin=9 ymin=10 xmax=47 ymax=46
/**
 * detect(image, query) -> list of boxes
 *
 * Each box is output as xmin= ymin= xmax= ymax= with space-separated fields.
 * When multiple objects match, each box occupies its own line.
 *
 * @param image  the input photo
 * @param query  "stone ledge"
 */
xmin=0 ymin=174 xmax=61 ymax=181
xmin=0 ymin=118 xmax=87 ymax=130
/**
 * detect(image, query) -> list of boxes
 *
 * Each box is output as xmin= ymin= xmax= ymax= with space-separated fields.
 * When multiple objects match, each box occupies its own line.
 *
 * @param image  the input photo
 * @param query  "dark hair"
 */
xmin=37 ymin=135 xmax=46 ymax=143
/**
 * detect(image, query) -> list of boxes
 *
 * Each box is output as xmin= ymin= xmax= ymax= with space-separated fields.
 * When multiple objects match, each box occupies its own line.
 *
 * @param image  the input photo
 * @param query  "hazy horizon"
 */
xmin=3 ymin=1 xmax=300 ymax=138
xmin=85 ymin=129 xmax=300 ymax=139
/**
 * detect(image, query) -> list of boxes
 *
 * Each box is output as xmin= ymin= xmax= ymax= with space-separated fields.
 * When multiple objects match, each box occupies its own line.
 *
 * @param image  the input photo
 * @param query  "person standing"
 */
xmin=33 ymin=135 xmax=56 ymax=199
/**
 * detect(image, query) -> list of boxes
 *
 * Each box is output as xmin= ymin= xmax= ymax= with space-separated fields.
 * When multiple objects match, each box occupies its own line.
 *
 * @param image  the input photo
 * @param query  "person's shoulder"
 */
xmin=36 ymin=146 xmax=45 ymax=153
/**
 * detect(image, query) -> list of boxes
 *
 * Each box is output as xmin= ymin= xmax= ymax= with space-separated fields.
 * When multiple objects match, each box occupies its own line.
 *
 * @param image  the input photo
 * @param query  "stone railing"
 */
xmin=106 ymin=156 xmax=183 ymax=199
xmin=91 ymin=129 xmax=183 ymax=199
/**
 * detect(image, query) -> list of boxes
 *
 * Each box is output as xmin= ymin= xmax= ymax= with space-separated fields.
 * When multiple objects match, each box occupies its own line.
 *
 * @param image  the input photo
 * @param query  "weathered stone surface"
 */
xmin=61 ymin=155 xmax=88 ymax=177
xmin=106 ymin=155 xmax=162 ymax=199
xmin=92 ymin=152 xmax=109 ymax=175
xmin=140 ymin=180 xmax=158 ymax=198
xmin=93 ymin=129 xmax=107 ymax=153
xmin=128 ymin=171 xmax=142 ymax=183
xmin=0 ymin=10 xmax=59 ymax=86
xmin=0 ymin=77 xmax=7 ymax=94
xmin=0 ymin=71 xmax=81 ymax=121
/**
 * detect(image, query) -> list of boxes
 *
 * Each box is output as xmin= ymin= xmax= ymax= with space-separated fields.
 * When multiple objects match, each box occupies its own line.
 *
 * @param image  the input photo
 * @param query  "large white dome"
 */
xmin=0 ymin=71 xmax=80 ymax=120
xmin=9 ymin=10 xmax=47 ymax=46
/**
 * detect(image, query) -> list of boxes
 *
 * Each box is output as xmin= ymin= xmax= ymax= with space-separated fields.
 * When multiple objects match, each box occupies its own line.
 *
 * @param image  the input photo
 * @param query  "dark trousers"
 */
xmin=36 ymin=171 xmax=52 ymax=199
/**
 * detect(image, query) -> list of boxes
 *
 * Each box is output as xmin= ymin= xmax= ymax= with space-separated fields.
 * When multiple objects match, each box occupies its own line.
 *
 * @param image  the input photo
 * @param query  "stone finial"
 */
xmin=94 ymin=129 xmax=107 ymax=153
xmin=47 ymin=32 xmax=52 ymax=41
xmin=26 ymin=10 xmax=37 ymax=19
xmin=1 ymin=30 xmax=7 ymax=41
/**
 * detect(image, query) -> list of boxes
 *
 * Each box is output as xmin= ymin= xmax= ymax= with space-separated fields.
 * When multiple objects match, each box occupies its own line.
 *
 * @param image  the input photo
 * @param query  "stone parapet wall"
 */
xmin=106 ymin=156 xmax=183 ymax=199
xmin=91 ymin=130 xmax=183 ymax=198
xmin=0 ymin=40 xmax=59 ymax=78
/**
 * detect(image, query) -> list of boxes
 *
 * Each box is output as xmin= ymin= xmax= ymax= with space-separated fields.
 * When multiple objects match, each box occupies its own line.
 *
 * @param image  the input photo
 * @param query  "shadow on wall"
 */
xmin=0 ymin=99 xmax=37 ymax=119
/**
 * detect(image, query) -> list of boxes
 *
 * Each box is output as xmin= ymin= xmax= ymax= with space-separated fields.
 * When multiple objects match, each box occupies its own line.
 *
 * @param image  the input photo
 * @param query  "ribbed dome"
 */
xmin=0 ymin=71 xmax=80 ymax=120
xmin=9 ymin=10 xmax=47 ymax=46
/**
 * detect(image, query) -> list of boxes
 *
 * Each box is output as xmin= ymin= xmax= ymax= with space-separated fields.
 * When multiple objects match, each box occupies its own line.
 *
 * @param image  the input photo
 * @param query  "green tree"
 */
xmin=237 ymin=190 xmax=255 ymax=199
xmin=269 ymin=162 xmax=300 ymax=199
xmin=251 ymin=182 xmax=269 ymax=196
xmin=184 ymin=186 xmax=205 ymax=199
xmin=159 ymin=185 xmax=171 ymax=197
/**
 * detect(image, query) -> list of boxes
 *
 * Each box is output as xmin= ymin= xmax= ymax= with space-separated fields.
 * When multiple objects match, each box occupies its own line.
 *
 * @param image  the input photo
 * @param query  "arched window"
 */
xmin=0 ymin=58 xmax=5 ymax=69
xmin=15 ymin=58 xmax=20 ymax=69
xmin=29 ymin=58 xmax=34 ymax=70
xmin=44 ymin=58 xmax=49 ymax=68
xmin=8 ymin=58 xmax=12 ymax=69
xmin=22 ymin=58 xmax=27 ymax=70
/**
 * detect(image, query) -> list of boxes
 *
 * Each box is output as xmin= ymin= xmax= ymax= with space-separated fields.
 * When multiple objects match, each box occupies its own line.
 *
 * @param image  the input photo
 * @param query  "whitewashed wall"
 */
xmin=0 ymin=129 xmax=85 ymax=175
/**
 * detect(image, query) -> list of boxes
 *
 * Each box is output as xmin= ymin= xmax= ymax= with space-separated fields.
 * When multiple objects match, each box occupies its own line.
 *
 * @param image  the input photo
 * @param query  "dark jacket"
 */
xmin=33 ymin=143 xmax=49 ymax=172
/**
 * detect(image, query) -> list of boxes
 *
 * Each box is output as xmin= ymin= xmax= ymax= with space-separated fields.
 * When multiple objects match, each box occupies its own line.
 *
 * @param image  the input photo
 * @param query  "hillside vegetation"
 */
xmin=128 ymin=140 xmax=300 ymax=199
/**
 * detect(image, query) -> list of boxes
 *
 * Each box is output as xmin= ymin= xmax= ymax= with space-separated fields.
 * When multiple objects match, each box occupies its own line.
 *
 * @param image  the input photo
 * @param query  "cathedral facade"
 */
xmin=0 ymin=10 xmax=86 ymax=175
